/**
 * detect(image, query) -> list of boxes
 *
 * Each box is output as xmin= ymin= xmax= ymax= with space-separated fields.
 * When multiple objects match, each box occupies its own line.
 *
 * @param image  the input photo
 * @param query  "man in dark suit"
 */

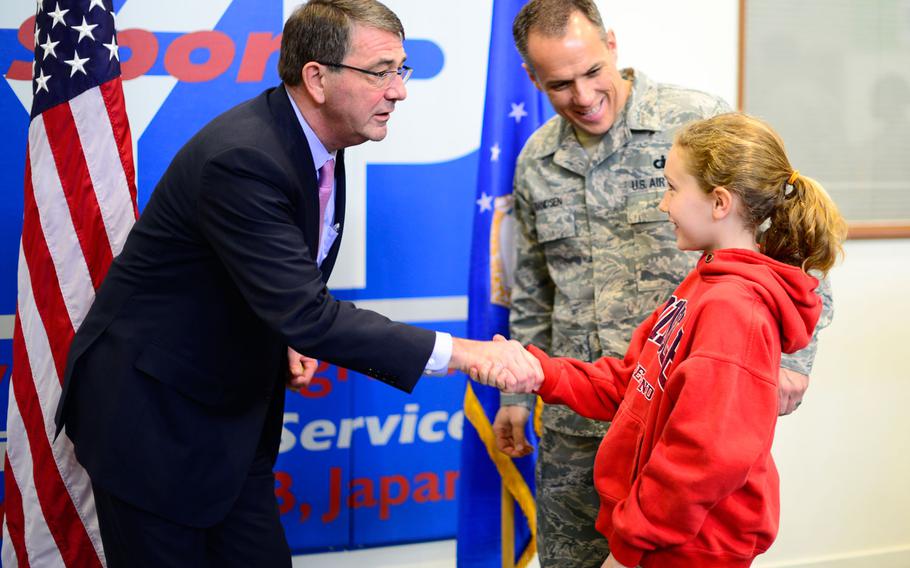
xmin=54 ymin=1 xmax=541 ymax=565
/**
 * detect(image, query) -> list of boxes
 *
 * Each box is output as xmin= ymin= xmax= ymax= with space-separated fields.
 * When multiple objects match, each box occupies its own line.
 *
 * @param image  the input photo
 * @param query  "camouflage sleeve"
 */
xmin=501 ymin=392 xmax=535 ymax=409
xmin=780 ymin=274 xmax=833 ymax=375
xmin=509 ymin=165 xmax=555 ymax=349
xmin=503 ymin=161 xmax=555 ymax=410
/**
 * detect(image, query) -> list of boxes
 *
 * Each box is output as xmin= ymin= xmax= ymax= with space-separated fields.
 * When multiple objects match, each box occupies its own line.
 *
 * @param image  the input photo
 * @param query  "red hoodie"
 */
xmin=530 ymin=249 xmax=821 ymax=568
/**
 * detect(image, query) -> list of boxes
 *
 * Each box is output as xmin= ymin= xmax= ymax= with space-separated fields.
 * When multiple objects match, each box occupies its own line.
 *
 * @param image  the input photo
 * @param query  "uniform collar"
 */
xmin=623 ymin=69 xmax=663 ymax=132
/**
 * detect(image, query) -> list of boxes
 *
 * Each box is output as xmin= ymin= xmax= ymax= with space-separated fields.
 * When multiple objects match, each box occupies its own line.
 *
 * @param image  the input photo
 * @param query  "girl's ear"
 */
xmin=711 ymin=186 xmax=734 ymax=220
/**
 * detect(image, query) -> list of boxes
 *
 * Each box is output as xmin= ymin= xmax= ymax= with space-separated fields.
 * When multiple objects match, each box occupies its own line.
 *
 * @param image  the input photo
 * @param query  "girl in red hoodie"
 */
xmin=476 ymin=113 xmax=847 ymax=567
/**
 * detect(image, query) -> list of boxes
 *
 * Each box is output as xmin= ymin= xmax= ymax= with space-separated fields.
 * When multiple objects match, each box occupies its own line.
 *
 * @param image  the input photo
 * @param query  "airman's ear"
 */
xmin=605 ymin=28 xmax=618 ymax=61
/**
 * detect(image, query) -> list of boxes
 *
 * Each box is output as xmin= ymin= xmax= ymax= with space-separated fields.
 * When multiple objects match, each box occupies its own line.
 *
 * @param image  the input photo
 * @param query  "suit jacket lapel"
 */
xmin=266 ymin=86 xmax=321 ymax=257
xmin=266 ymin=86 xmax=347 ymax=283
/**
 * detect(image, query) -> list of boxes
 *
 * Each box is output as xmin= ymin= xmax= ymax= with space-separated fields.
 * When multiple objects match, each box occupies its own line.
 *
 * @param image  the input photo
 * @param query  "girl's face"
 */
xmin=659 ymin=146 xmax=719 ymax=252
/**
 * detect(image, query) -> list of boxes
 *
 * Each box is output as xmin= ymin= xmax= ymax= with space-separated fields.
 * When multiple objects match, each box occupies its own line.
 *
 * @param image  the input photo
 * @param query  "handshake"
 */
xmin=285 ymin=334 xmax=543 ymax=394
xmin=449 ymin=334 xmax=543 ymax=393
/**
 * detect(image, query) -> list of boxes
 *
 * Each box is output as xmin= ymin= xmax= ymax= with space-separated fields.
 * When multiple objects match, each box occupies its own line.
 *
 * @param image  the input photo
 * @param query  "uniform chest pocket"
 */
xmin=626 ymin=191 xmax=667 ymax=224
xmin=623 ymin=191 xmax=693 ymax=319
xmin=535 ymin=206 xmax=577 ymax=243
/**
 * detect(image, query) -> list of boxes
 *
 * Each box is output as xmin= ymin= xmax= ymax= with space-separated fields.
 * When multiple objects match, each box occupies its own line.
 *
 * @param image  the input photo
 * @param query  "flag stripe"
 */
xmin=5 ymin=359 xmax=64 ymax=568
xmin=28 ymin=117 xmax=96 ymax=343
xmin=19 ymin=247 xmax=66 ymax=432
xmin=71 ymin=85 xmax=136 ymax=257
xmin=19 ymin=247 xmax=106 ymax=563
xmin=12 ymin=314 xmax=103 ymax=568
xmin=99 ymin=78 xmax=139 ymax=222
xmin=2 ymin=453 xmax=29 ymax=568
xmin=43 ymin=100 xmax=114 ymax=292
xmin=21 ymin=152 xmax=76 ymax=382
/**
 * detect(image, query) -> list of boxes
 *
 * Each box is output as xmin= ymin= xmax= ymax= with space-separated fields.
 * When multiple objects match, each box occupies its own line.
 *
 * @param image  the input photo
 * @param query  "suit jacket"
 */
xmin=55 ymin=86 xmax=436 ymax=527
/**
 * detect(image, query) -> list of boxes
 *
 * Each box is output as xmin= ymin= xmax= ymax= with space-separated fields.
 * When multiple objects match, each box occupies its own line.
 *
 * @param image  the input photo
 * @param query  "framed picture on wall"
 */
xmin=741 ymin=0 xmax=910 ymax=238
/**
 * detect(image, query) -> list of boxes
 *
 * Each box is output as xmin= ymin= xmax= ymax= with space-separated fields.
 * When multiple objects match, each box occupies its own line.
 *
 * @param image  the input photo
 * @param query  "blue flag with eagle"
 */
xmin=457 ymin=0 xmax=551 ymax=566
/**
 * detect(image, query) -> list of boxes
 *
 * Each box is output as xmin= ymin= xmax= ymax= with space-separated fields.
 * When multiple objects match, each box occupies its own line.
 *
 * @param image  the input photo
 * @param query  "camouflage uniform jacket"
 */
xmin=508 ymin=69 xmax=832 ymax=437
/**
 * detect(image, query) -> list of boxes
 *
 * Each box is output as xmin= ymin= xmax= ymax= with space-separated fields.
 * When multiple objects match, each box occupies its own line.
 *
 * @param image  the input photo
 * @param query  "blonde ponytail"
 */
xmin=760 ymin=173 xmax=847 ymax=275
xmin=674 ymin=112 xmax=847 ymax=275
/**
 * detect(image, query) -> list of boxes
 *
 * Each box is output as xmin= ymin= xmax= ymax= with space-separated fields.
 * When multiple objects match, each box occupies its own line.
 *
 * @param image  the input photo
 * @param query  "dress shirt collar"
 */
xmin=285 ymin=85 xmax=336 ymax=171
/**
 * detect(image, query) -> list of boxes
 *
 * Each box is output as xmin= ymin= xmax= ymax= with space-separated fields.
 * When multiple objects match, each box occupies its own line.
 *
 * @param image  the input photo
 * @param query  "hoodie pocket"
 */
xmin=593 ymin=406 xmax=646 ymax=501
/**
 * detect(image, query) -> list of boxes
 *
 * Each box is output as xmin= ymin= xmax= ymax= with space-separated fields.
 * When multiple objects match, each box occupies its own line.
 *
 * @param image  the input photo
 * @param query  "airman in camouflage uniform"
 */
xmin=502 ymin=3 xmax=833 ymax=566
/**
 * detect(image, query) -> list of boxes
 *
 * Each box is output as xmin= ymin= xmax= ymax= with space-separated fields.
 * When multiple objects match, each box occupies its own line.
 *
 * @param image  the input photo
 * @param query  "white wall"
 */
xmin=600 ymin=0 xmax=739 ymax=107
xmin=755 ymin=239 xmax=910 ymax=567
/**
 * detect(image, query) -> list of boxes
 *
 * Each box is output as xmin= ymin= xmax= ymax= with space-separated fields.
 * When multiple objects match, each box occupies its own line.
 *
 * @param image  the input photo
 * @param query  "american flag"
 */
xmin=3 ymin=0 xmax=137 ymax=565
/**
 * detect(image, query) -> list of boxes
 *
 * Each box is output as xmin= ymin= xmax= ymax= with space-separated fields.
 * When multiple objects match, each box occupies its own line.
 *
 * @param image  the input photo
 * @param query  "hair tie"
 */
xmin=787 ymin=170 xmax=800 ymax=185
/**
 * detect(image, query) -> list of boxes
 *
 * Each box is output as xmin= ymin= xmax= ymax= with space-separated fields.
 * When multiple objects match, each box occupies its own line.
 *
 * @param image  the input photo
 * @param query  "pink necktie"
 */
xmin=317 ymin=159 xmax=335 ymax=250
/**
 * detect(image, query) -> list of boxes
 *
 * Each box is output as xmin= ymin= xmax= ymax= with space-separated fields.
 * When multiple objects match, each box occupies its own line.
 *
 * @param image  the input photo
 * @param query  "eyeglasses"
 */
xmin=317 ymin=61 xmax=413 ymax=88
